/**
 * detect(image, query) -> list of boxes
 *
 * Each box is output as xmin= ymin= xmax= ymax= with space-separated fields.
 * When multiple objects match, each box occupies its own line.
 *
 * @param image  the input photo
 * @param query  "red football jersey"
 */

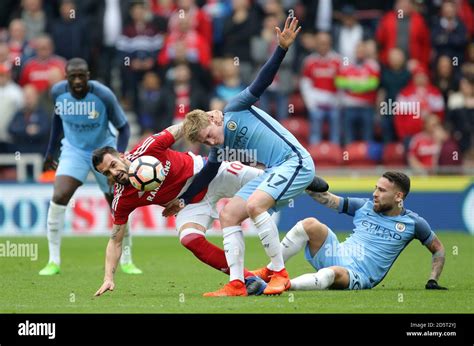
xmin=111 ymin=130 xmax=206 ymax=225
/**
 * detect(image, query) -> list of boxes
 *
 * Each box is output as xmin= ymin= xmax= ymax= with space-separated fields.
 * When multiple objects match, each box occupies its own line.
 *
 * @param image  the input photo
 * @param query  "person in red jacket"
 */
xmin=376 ymin=0 xmax=431 ymax=68
xmin=394 ymin=65 xmax=445 ymax=141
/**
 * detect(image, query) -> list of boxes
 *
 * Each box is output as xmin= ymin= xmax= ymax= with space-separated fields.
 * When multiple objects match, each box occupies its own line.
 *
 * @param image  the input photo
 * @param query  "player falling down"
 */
xmin=39 ymin=58 xmax=142 ymax=275
xmin=163 ymin=16 xmax=318 ymax=296
xmin=249 ymin=172 xmax=447 ymax=292
xmin=92 ymin=124 xmax=328 ymax=296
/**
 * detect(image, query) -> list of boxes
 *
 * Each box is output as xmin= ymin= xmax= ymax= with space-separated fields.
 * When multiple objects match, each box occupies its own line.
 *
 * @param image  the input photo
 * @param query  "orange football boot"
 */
xmin=263 ymin=268 xmax=291 ymax=295
xmin=249 ymin=267 xmax=274 ymax=283
xmin=203 ymin=280 xmax=248 ymax=297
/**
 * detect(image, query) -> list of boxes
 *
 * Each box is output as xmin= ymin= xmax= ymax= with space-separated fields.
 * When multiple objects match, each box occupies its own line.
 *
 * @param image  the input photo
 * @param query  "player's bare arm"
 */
xmin=166 ymin=123 xmax=184 ymax=141
xmin=307 ymin=191 xmax=340 ymax=210
xmin=94 ymin=223 xmax=126 ymax=296
xmin=425 ymin=235 xmax=447 ymax=290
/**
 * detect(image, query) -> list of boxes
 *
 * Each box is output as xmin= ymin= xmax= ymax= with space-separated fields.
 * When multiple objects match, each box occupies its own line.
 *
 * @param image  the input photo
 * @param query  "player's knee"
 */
xmin=302 ymin=217 xmax=326 ymax=237
xmin=219 ymin=207 xmax=238 ymax=227
xmin=245 ymin=199 xmax=266 ymax=218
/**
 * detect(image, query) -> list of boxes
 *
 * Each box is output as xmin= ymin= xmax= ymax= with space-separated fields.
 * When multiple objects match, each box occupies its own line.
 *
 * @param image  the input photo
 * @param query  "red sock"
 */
xmin=180 ymin=233 xmax=253 ymax=278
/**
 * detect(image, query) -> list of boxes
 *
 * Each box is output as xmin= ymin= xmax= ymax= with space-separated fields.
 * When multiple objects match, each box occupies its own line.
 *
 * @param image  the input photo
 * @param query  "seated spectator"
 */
xmin=433 ymin=55 xmax=460 ymax=105
xmin=378 ymin=48 xmax=412 ymax=143
xmin=251 ymin=14 xmax=294 ymax=120
xmin=116 ymin=1 xmax=165 ymax=109
xmin=18 ymin=34 xmax=66 ymax=93
xmin=394 ymin=64 xmax=445 ymax=141
xmin=7 ymin=19 xmax=35 ymax=81
xmin=50 ymin=0 xmax=89 ymax=61
xmin=214 ymin=56 xmax=245 ymax=104
xmin=137 ymin=71 xmax=162 ymax=134
xmin=8 ymin=84 xmax=50 ymax=154
xmin=0 ymin=64 xmax=24 ymax=153
xmin=407 ymin=115 xmax=447 ymax=173
xmin=336 ymin=41 xmax=380 ymax=145
xmin=300 ymin=32 xmax=341 ymax=144
xmin=12 ymin=0 xmax=49 ymax=41
xmin=431 ymin=0 xmax=468 ymax=64
xmin=332 ymin=4 xmax=364 ymax=63
xmin=447 ymin=75 xmax=474 ymax=156
xmin=376 ymin=0 xmax=431 ymax=68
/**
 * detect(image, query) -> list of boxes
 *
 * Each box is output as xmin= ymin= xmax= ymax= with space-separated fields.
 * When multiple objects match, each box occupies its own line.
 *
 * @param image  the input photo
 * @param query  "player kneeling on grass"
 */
xmin=251 ymin=172 xmax=447 ymax=291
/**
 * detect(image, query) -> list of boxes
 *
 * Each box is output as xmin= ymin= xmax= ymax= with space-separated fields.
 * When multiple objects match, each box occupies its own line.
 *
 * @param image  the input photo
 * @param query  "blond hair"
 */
xmin=183 ymin=109 xmax=210 ymax=142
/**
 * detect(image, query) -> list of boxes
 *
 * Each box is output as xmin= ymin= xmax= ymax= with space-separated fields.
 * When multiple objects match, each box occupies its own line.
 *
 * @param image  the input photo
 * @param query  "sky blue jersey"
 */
xmin=51 ymin=80 xmax=127 ymax=152
xmin=209 ymin=88 xmax=310 ymax=168
xmin=338 ymin=197 xmax=436 ymax=287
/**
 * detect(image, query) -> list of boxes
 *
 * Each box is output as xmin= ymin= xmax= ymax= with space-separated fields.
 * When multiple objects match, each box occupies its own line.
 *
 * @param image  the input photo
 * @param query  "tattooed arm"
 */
xmin=166 ymin=123 xmax=183 ymax=141
xmin=306 ymin=191 xmax=341 ymax=210
xmin=425 ymin=235 xmax=447 ymax=289
xmin=94 ymin=223 xmax=126 ymax=296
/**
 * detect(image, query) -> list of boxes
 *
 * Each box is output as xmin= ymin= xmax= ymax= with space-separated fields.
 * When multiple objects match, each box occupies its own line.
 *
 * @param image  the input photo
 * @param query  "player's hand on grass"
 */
xmin=95 ymin=279 xmax=115 ymax=296
xmin=162 ymin=198 xmax=185 ymax=217
xmin=43 ymin=154 xmax=58 ymax=171
xmin=277 ymin=16 xmax=302 ymax=50
xmin=425 ymin=279 xmax=447 ymax=290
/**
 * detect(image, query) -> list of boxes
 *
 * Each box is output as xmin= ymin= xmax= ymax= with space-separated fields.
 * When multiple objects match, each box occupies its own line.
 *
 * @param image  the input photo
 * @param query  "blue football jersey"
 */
xmin=209 ymin=88 xmax=310 ymax=168
xmin=52 ymin=80 xmax=127 ymax=152
xmin=338 ymin=197 xmax=436 ymax=287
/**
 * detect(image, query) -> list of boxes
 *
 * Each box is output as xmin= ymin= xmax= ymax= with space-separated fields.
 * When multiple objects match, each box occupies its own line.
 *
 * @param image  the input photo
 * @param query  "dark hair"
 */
xmin=66 ymin=57 xmax=89 ymax=72
xmin=382 ymin=171 xmax=411 ymax=199
xmin=92 ymin=146 xmax=119 ymax=172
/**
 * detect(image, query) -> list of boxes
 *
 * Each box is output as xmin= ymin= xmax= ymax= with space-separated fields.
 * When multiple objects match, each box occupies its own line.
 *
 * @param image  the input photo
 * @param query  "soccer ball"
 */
xmin=128 ymin=155 xmax=166 ymax=191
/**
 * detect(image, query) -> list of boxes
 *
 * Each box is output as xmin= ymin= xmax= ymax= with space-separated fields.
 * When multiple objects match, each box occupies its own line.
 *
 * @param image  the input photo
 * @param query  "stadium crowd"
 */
xmin=0 ymin=0 xmax=473 ymax=178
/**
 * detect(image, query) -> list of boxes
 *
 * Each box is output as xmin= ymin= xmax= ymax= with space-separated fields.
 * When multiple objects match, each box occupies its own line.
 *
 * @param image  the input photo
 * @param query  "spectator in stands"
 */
xmin=222 ymin=0 xmax=259 ymax=84
xmin=18 ymin=34 xmax=65 ymax=93
xmin=336 ymin=41 xmax=380 ymax=145
xmin=395 ymin=64 xmax=445 ymax=142
xmin=461 ymin=42 xmax=474 ymax=78
xmin=298 ymin=0 xmax=334 ymax=32
xmin=408 ymin=115 xmax=450 ymax=173
xmin=116 ymin=1 xmax=164 ymax=109
xmin=155 ymin=62 xmax=209 ymax=131
xmin=137 ymin=71 xmax=162 ymax=134
xmin=214 ymin=56 xmax=245 ymax=104
xmin=251 ymin=13 xmax=295 ymax=120
xmin=158 ymin=15 xmax=211 ymax=69
xmin=378 ymin=48 xmax=412 ymax=143
xmin=376 ymin=0 xmax=431 ymax=68
xmin=0 ymin=43 xmax=12 ymax=71
xmin=8 ymin=84 xmax=50 ymax=154
xmin=0 ymin=64 xmax=24 ymax=153
xmin=12 ymin=0 xmax=48 ymax=41
xmin=50 ymin=0 xmax=89 ymax=61
xmin=7 ymin=19 xmax=35 ymax=81
xmin=202 ymin=0 xmax=233 ymax=56
xmin=332 ymin=4 xmax=364 ymax=64
xmin=433 ymin=55 xmax=460 ymax=105
xmin=431 ymin=0 xmax=468 ymax=64
xmin=300 ymin=31 xmax=341 ymax=144
xmin=447 ymin=75 xmax=474 ymax=156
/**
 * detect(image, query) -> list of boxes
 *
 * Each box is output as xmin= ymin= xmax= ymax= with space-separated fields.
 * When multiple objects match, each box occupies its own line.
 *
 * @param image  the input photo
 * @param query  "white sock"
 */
xmin=290 ymin=268 xmax=335 ymax=290
xmin=222 ymin=226 xmax=245 ymax=283
xmin=253 ymin=212 xmax=285 ymax=272
xmin=120 ymin=221 xmax=133 ymax=265
xmin=46 ymin=201 xmax=67 ymax=265
xmin=268 ymin=221 xmax=309 ymax=271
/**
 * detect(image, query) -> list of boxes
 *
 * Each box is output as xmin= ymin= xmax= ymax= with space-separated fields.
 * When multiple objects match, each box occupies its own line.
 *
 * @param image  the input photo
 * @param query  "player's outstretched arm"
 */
xmin=94 ymin=224 xmax=126 ymax=296
xmin=425 ymin=235 xmax=447 ymax=290
xmin=307 ymin=191 xmax=341 ymax=210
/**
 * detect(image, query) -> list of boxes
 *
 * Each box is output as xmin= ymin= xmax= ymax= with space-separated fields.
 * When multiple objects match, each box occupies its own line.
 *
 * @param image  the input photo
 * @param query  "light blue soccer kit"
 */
xmin=305 ymin=197 xmax=436 ymax=289
xmin=52 ymin=80 xmax=127 ymax=192
xmin=208 ymin=88 xmax=315 ymax=210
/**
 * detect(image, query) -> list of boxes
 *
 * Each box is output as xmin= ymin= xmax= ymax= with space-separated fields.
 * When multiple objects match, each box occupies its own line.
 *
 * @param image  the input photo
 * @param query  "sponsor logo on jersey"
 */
xmin=227 ymin=121 xmax=237 ymax=131
xmin=395 ymin=222 xmax=406 ymax=232
xmin=361 ymin=220 xmax=402 ymax=240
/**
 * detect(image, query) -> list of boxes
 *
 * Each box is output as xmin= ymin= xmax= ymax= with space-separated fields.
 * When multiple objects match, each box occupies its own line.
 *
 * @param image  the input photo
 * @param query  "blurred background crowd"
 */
xmin=0 ymin=0 xmax=473 ymax=179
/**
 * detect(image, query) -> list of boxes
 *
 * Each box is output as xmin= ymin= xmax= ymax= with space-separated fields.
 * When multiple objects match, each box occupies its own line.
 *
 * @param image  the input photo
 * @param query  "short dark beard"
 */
xmin=373 ymin=203 xmax=394 ymax=214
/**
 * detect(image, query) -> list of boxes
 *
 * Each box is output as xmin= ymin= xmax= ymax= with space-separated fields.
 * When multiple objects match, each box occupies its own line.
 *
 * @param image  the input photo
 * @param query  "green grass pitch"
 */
xmin=0 ymin=232 xmax=472 ymax=313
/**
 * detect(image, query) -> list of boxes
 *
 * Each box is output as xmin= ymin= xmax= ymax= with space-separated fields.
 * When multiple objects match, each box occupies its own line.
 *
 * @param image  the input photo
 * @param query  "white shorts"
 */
xmin=175 ymin=161 xmax=263 ymax=231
